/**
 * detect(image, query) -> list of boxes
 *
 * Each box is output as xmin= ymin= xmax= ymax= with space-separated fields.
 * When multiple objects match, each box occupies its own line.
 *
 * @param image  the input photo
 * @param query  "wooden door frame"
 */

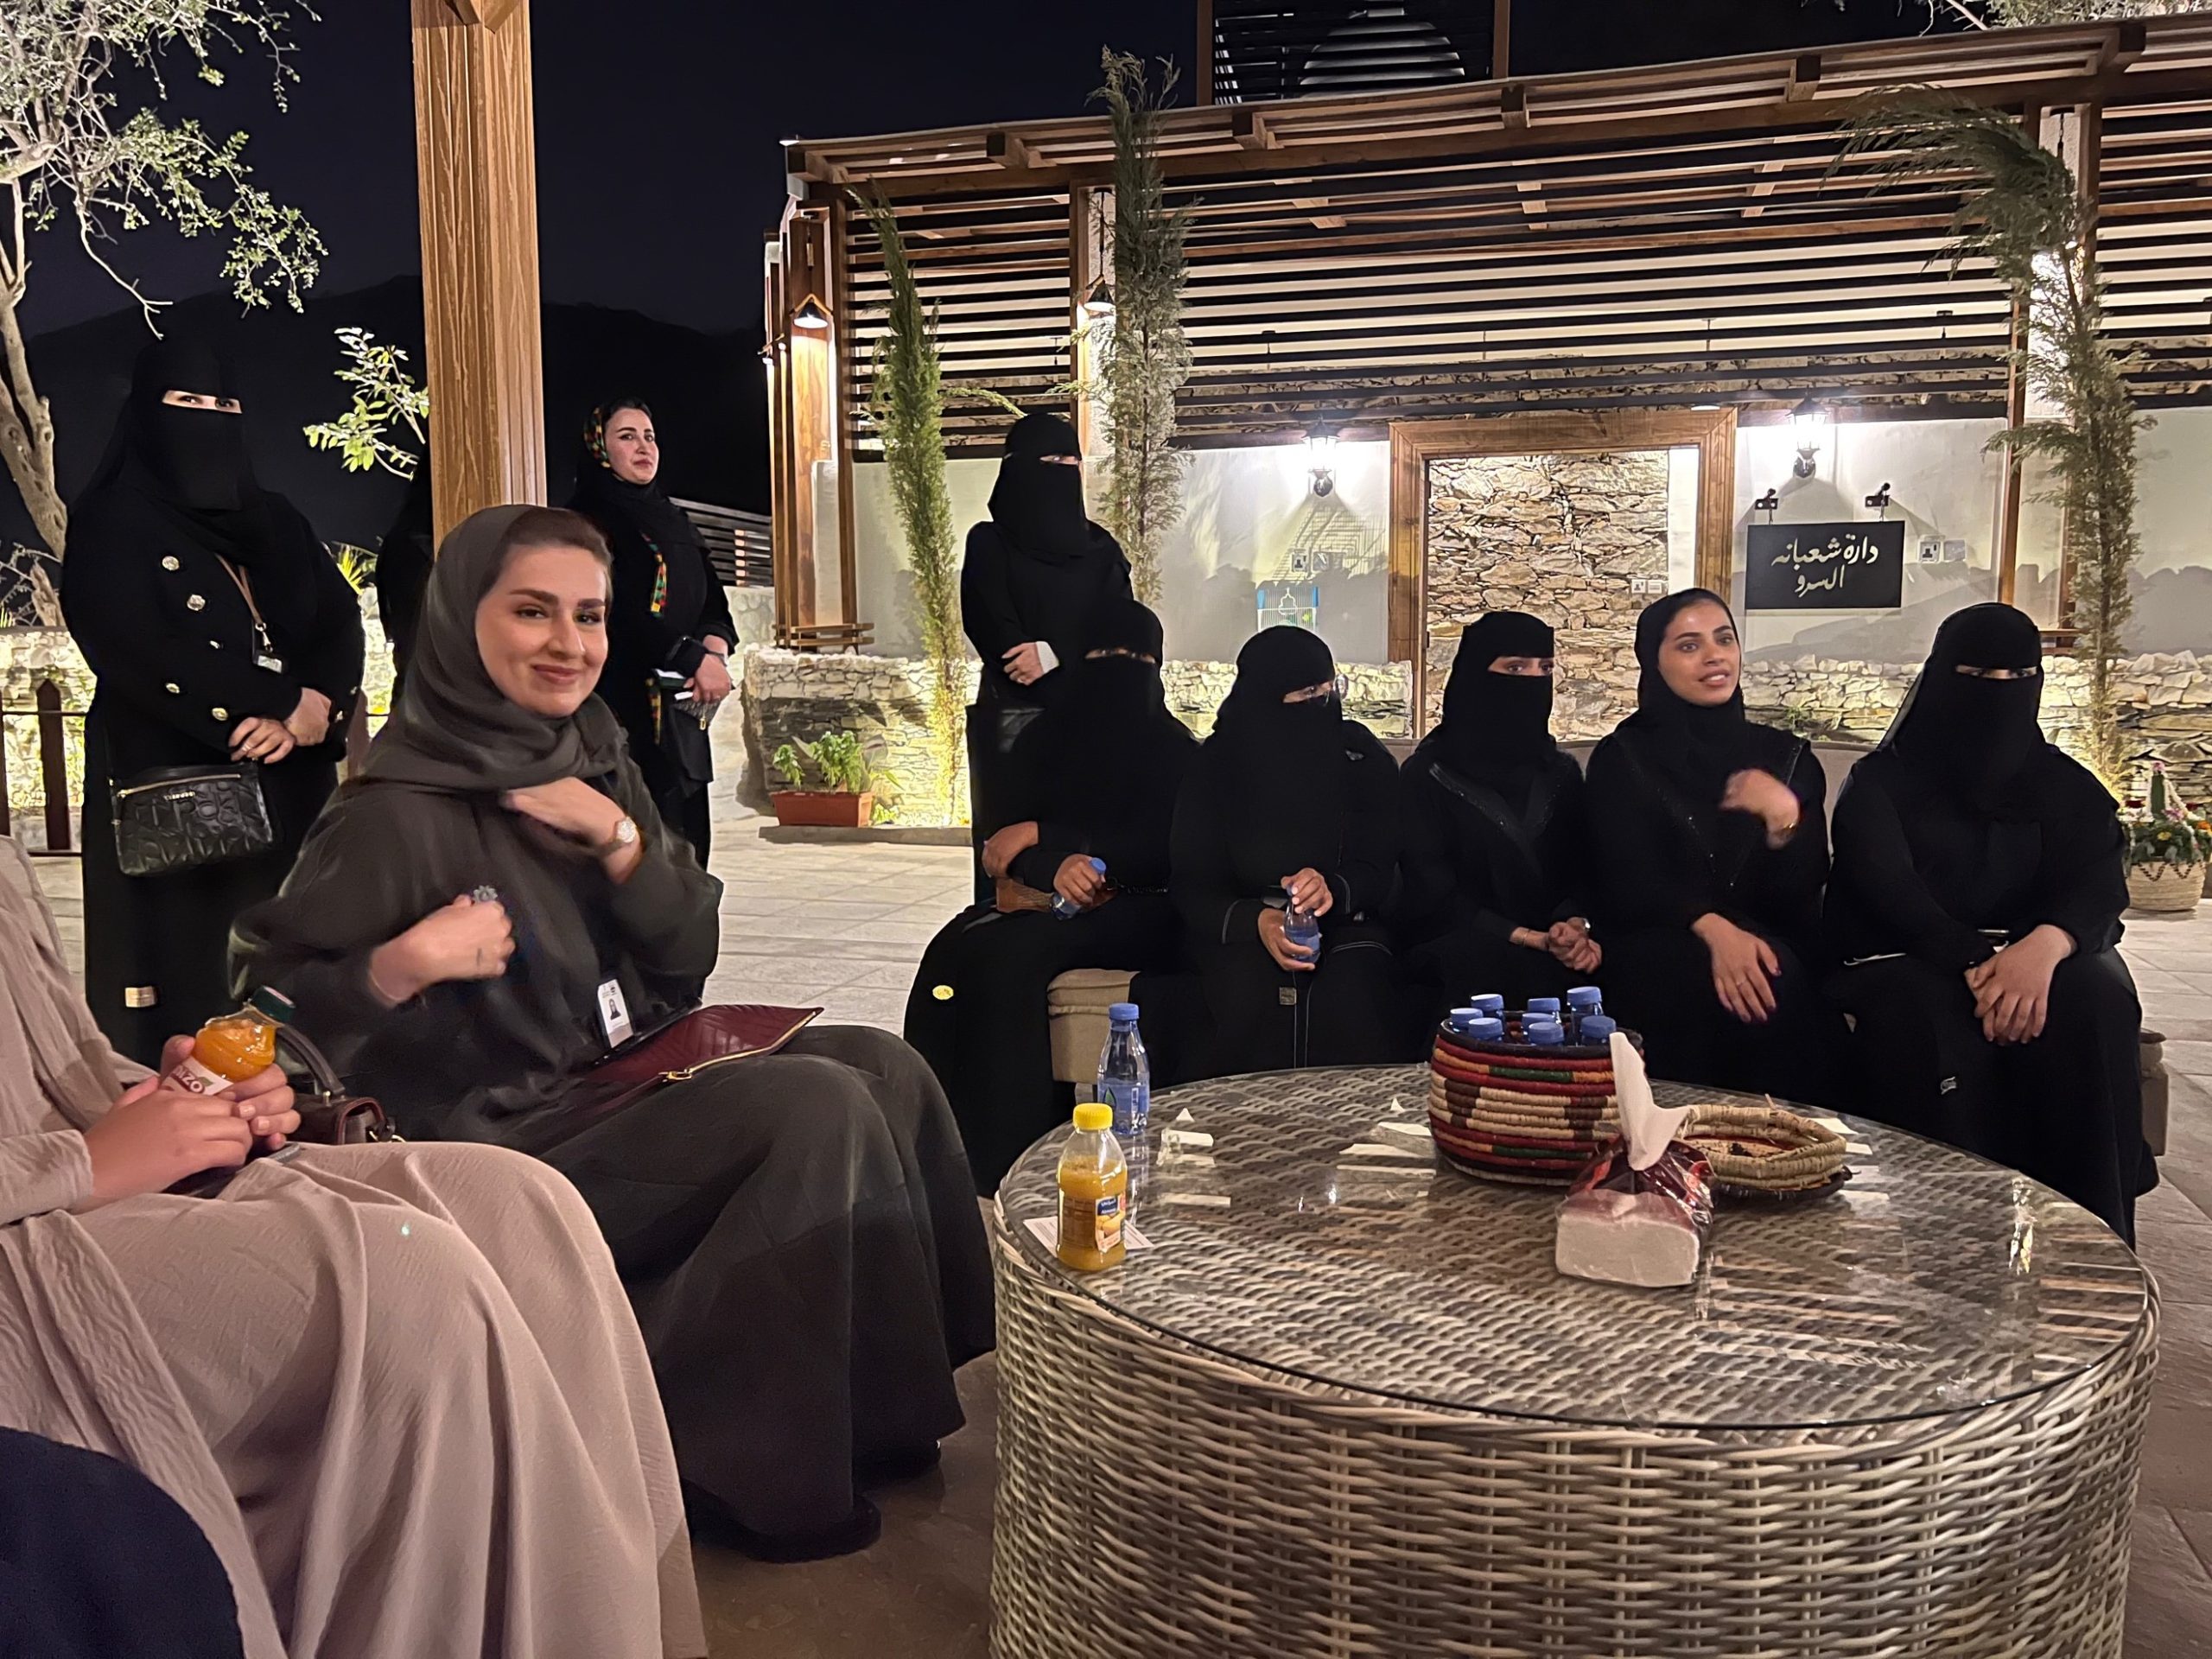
xmin=1388 ymin=408 xmax=1738 ymax=708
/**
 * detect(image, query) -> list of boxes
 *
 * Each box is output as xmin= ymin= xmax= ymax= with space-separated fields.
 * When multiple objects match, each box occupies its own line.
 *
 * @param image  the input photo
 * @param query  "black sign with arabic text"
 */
xmin=1745 ymin=520 xmax=1905 ymax=612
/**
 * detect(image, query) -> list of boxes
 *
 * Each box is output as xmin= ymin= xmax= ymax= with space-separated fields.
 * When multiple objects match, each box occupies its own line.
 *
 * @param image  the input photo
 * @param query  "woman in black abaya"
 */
xmin=234 ymin=505 xmax=992 ymax=1561
xmin=1173 ymin=626 xmax=1402 ymax=1076
xmin=63 ymin=340 xmax=365 ymax=1065
xmin=566 ymin=399 xmax=735 ymax=863
xmin=1397 ymin=612 xmax=1600 ymax=1033
xmin=1584 ymin=589 xmax=1843 ymax=1105
xmin=1827 ymin=603 xmax=2152 ymax=1241
xmin=960 ymin=413 xmax=1133 ymax=895
xmin=905 ymin=597 xmax=1198 ymax=1191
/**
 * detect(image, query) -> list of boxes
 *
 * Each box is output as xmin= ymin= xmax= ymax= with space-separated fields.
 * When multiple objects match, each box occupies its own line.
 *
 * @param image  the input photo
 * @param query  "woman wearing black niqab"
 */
xmin=904 ymin=596 xmax=1198 ymax=1190
xmin=1583 ymin=588 xmax=1843 ymax=1105
xmin=232 ymin=505 xmax=993 ymax=1561
xmin=960 ymin=412 xmax=1133 ymax=894
xmin=1172 ymin=626 xmax=1403 ymax=1076
xmin=565 ymin=398 xmax=736 ymax=863
xmin=1827 ymin=602 xmax=2152 ymax=1240
xmin=1396 ymin=612 xmax=1599 ymax=1033
xmin=63 ymin=338 xmax=365 ymax=1065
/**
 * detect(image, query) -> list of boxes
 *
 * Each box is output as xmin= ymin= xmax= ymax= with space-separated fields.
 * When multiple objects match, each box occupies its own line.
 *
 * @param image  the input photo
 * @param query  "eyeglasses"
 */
xmin=1282 ymin=676 xmax=1347 ymax=705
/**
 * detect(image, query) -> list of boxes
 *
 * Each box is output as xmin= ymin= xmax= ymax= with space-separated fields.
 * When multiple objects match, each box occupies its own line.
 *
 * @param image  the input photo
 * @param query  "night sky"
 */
xmin=25 ymin=0 xmax=1949 ymax=340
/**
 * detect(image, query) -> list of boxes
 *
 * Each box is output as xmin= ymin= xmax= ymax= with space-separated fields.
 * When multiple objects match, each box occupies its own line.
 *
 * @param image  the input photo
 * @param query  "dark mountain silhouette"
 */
xmin=2 ymin=276 xmax=766 ymax=556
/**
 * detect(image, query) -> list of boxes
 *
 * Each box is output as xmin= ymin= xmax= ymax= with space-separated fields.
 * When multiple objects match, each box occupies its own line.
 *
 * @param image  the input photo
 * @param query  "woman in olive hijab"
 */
xmin=234 ymin=505 xmax=993 ymax=1560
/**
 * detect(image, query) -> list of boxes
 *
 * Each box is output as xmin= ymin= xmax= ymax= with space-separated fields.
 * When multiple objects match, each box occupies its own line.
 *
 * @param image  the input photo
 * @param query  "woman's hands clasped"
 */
xmin=1966 ymin=925 xmax=2075 ymax=1045
xmin=79 ymin=1039 xmax=299 ymax=1208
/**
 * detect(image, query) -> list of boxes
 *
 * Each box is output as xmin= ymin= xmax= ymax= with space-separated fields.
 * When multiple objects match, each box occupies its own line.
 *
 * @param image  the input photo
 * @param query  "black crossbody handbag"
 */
xmin=111 ymin=763 xmax=274 ymax=878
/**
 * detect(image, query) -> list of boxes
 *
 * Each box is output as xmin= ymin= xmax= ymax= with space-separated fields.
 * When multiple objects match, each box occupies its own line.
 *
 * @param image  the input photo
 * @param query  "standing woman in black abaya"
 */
xmin=63 ymin=340 xmax=364 ymax=1065
xmin=1173 ymin=626 xmax=1402 ymax=1077
xmin=1827 ymin=603 xmax=2152 ymax=1241
xmin=566 ymin=399 xmax=735 ymax=863
xmin=1396 ymin=611 xmax=1600 ymax=1033
xmin=960 ymin=413 xmax=1132 ymax=894
xmin=1584 ymin=589 xmax=1843 ymax=1106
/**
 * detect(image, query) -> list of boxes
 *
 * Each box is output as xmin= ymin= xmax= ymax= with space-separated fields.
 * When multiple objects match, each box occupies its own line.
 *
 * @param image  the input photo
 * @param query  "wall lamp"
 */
xmin=1306 ymin=427 xmax=1339 ymax=497
xmin=1791 ymin=397 xmax=1830 ymax=480
xmin=791 ymin=294 xmax=833 ymax=331
xmin=1081 ymin=277 xmax=1116 ymax=319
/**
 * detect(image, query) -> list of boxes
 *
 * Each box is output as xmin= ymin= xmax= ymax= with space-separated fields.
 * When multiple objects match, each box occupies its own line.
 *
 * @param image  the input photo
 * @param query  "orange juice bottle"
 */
xmin=166 ymin=988 xmax=293 ymax=1096
xmin=1056 ymin=1102 xmax=1128 ymax=1272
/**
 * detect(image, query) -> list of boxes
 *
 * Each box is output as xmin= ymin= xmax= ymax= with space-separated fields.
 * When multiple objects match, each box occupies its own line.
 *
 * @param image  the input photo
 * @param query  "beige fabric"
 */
xmin=0 ymin=837 xmax=703 ymax=1659
xmin=1047 ymin=968 xmax=1135 ymax=1084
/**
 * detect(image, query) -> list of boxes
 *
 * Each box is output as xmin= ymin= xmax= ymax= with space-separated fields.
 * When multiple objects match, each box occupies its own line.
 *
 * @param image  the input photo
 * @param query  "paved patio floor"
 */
xmin=27 ymin=809 xmax=2212 ymax=1657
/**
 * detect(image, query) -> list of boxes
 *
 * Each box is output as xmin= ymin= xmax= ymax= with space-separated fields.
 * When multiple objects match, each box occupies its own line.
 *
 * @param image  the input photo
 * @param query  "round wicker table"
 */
xmin=989 ymin=1067 xmax=2156 ymax=1659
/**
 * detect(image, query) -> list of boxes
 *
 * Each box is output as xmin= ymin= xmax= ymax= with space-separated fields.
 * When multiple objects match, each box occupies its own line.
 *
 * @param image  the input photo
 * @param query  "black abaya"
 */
xmin=64 ymin=341 xmax=364 ymax=1064
xmin=1825 ymin=602 xmax=2150 ymax=1239
xmin=1583 ymin=590 xmax=1843 ymax=1105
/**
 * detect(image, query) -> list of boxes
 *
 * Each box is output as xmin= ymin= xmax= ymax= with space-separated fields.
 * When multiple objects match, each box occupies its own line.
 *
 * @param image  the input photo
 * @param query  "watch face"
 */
xmin=616 ymin=817 xmax=639 ymax=847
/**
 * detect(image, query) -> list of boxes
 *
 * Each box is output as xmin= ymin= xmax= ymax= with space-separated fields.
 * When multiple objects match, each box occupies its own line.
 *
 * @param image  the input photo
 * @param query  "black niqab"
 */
xmin=1618 ymin=587 xmax=1762 ymax=804
xmin=986 ymin=412 xmax=1110 ymax=566
xmin=1885 ymin=602 xmax=2048 ymax=813
xmin=1433 ymin=611 xmax=1556 ymax=784
xmin=1205 ymin=626 xmax=1351 ymax=885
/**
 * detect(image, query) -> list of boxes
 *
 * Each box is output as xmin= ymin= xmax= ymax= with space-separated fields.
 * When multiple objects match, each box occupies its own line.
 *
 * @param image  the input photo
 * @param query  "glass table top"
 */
xmin=998 ymin=1066 xmax=2151 ymax=1432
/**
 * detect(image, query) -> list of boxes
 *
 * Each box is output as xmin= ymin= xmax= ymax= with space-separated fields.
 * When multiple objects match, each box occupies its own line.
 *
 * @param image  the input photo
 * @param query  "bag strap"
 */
xmin=276 ymin=1024 xmax=393 ymax=1144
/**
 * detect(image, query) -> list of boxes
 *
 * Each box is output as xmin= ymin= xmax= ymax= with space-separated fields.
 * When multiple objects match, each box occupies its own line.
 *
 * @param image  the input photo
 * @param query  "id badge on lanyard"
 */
xmin=595 ymin=977 xmax=634 ymax=1048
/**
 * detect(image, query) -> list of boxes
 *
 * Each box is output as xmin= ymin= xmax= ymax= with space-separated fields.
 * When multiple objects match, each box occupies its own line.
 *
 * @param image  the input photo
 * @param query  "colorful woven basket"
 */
xmin=1426 ymin=1020 xmax=1637 ymax=1185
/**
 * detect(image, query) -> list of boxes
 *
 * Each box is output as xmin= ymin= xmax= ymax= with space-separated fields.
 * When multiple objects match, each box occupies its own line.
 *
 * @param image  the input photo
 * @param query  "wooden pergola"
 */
xmin=766 ymin=14 xmax=2212 ymax=643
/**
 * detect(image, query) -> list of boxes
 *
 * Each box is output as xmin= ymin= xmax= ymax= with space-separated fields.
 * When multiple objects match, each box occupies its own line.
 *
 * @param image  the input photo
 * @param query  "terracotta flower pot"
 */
xmin=770 ymin=790 xmax=874 ymax=829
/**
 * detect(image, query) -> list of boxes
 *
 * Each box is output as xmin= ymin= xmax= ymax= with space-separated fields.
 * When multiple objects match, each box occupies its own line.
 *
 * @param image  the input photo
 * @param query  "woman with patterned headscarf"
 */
xmin=566 ymin=397 xmax=735 ymax=861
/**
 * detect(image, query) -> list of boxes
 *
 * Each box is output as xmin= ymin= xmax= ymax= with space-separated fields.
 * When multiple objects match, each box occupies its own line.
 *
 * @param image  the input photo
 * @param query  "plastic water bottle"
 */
xmin=1283 ymin=906 xmax=1322 ymax=963
xmin=1578 ymin=1014 xmax=1618 ymax=1045
xmin=1527 ymin=996 xmax=1563 ymax=1021
xmin=1470 ymin=993 xmax=1505 ymax=1020
xmin=1525 ymin=1019 xmax=1566 ymax=1046
xmin=1463 ymin=1016 xmax=1504 ymax=1043
xmin=1052 ymin=857 xmax=1107 ymax=920
xmin=1097 ymin=1001 xmax=1151 ymax=1142
xmin=1567 ymin=986 xmax=1605 ymax=1040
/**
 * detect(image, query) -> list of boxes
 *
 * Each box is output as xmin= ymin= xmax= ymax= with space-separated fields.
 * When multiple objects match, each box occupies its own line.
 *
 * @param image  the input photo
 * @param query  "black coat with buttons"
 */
xmin=60 ymin=484 xmax=365 ymax=1062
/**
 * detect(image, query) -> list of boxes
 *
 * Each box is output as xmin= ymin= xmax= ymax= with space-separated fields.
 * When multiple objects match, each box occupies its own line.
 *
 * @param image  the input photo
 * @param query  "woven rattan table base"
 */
xmin=992 ymin=1236 xmax=2153 ymax=1657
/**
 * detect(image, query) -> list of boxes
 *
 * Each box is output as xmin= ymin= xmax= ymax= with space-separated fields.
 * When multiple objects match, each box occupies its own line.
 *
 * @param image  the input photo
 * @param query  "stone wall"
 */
xmin=740 ymin=647 xmax=1414 ymax=826
xmin=1424 ymin=451 xmax=1669 ymax=739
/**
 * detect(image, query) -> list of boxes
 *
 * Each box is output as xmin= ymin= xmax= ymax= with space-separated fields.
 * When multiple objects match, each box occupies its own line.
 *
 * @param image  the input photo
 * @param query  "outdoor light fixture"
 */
xmin=1081 ymin=277 xmax=1116 ymax=319
xmin=1306 ymin=427 xmax=1339 ymax=497
xmin=791 ymin=294 xmax=832 ymax=331
xmin=1790 ymin=397 xmax=1830 ymax=480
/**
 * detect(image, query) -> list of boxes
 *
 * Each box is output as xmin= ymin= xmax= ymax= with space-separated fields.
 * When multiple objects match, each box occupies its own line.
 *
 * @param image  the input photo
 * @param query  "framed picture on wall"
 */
xmin=1257 ymin=580 xmax=1321 ymax=632
xmin=1745 ymin=520 xmax=1906 ymax=611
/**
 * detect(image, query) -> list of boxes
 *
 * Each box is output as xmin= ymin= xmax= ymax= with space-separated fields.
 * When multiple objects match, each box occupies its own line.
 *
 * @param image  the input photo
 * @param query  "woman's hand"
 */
xmin=1053 ymin=855 xmax=1107 ymax=909
xmin=1966 ymin=925 xmax=2074 ymax=1045
xmin=80 ymin=1077 xmax=253 ymax=1207
xmin=286 ymin=687 xmax=333 ymax=748
xmin=369 ymin=893 xmax=515 ymax=1003
xmin=688 ymin=652 xmax=734 ymax=710
xmin=1547 ymin=919 xmax=1603 ymax=975
xmin=1281 ymin=868 xmax=1334 ymax=918
xmin=157 ymin=1037 xmax=301 ymax=1151
xmin=1258 ymin=907 xmax=1318 ymax=972
xmin=1510 ymin=926 xmax=1551 ymax=952
xmin=1692 ymin=912 xmax=1779 ymax=1024
xmin=1720 ymin=768 xmax=1802 ymax=846
xmin=503 ymin=779 xmax=626 ymax=848
xmin=1001 ymin=642 xmax=1049 ymax=687
xmin=981 ymin=820 xmax=1039 ymax=880
xmin=228 ymin=715 xmax=296 ymax=765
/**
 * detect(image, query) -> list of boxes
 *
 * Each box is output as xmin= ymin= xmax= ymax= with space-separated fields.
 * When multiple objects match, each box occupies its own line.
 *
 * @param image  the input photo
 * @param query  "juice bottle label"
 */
xmin=1093 ymin=1192 xmax=1124 ymax=1255
xmin=167 ymin=1054 xmax=235 ymax=1096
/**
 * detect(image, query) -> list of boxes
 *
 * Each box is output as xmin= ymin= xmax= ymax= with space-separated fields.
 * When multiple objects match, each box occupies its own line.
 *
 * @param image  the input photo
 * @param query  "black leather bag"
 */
xmin=111 ymin=764 xmax=273 ymax=878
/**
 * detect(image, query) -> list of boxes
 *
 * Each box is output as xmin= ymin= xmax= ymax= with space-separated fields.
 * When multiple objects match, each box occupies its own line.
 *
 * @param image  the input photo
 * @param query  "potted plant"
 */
xmin=769 ymin=730 xmax=889 ymax=829
xmin=2125 ymin=761 xmax=2206 ymax=912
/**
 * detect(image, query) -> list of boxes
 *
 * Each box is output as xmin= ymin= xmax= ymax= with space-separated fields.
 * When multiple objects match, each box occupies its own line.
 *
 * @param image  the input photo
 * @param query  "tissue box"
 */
xmin=1554 ymin=1140 xmax=1713 ymax=1288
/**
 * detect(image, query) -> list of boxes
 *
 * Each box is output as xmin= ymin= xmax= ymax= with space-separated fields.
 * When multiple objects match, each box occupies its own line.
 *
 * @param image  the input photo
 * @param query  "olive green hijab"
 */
xmin=360 ymin=504 xmax=627 ymax=791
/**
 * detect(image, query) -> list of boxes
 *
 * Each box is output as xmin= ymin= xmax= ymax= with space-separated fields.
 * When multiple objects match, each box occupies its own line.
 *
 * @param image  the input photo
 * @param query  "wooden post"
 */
xmin=1493 ymin=0 xmax=1511 ymax=79
xmin=1993 ymin=102 xmax=2043 ymax=607
xmin=1197 ymin=0 xmax=1214 ymax=105
xmin=410 ymin=0 xmax=546 ymax=542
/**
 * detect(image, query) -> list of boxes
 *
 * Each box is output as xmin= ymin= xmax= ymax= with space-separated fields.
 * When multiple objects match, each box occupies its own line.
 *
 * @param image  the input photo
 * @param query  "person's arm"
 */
xmin=1172 ymin=766 xmax=1266 ymax=950
xmin=2031 ymin=767 xmax=2130 ymax=956
xmin=1545 ymin=766 xmax=1595 ymax=928
xmin=1755 ymin=747 xmax=1831 ymax=944
xmin=292 ymin=531 xmax=368 ymax=755
xmin=61 ymin=512 xmax=300 ymax=750
xmin=594 ymin=761 xmax=723 ymax=983
xmin=694 ymin=531 xmax=738 ymax=651
xmin=599 ymin=518 xmax=709 ymax=679
xmin=1396 ymin=767 xmax=1516 ymax=948
xmin=1582 ymin=737 xmax=1721 ymax=934
xmin=0 ymin=1131 xmax=94 ymax=1226
xmin=1326 ymin=739 xmax=1401 ymax=919
xmin=959 ymin=525 xmax=1027 ymax=671
xmin=1829 ymin=768 xmax=1995 ymax=972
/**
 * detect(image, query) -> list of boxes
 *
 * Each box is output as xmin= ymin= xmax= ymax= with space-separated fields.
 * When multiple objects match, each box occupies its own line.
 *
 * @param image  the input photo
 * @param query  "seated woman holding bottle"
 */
xmin=0 ymin=836 xmax=702 ymax=1659
xmin=1827 ymin=603 xmax=2152 ymax=1242
xmin=1171 ymin=626 xmax=1403 ymax=1077
xmin=232 ymin=505 xmax=993 ymax=1563
xmin=1583 ymin=589 xmax=1844 ymax=1106
xmin=1396 ymin=611 xmax=1600 ymax=1037
xmin=905 ymin=597 xmax=1197 ymax=1192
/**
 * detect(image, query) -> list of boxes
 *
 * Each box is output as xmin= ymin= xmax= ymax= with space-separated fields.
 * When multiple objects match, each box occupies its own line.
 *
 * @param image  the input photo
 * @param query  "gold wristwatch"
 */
xmin=593 ymin=816 xmax=641 ymax=857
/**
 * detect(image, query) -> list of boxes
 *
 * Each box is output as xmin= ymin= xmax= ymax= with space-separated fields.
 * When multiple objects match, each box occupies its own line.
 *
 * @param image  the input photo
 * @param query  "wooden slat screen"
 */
xmin=2095 ymin=98 xmax=2212 ymax=403
xmin=1211 ymin=2 xmax=1494 ymax=107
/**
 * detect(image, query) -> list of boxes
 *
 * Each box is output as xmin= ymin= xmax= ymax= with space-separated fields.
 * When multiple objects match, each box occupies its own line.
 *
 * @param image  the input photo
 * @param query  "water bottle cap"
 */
xmin=1468 ymin=1017 xmax=1505 ymax=1040
xmin=1527 ymin=997 xmax=1562 ymax=1014
xmin=1108 ymin=1001 xmax=1140 ymax=1024
xmin=247 ymin=987 xmax=295 ymax=1024
xmin=1089 ymin=857 xmax=1107 ymax=873
xmin=1072 ymin=1103 xmax=1113 ymax=1133
xmin=1470 ymin=993 xmax=1505 ymax=1013
xmin=1567 ymin=986 xmax=1604 ymax=1007
xmin=1448 ymin=1007 xmax=1480 ymax=1026
xmin=1579 ymin=1015 xmax=1618 ymax=1039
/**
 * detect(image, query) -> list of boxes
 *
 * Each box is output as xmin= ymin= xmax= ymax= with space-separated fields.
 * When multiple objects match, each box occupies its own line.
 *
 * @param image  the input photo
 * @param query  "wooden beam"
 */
xmin=1232 ymin=108 xmax=1277 ymax=151
xmin=829 ymin=195 xmax=861 ymax=631
xmin=1994 ymin=103 xmax=2042 ymax=607
xmin=986 ymin=130 xmax=1041 ymax=170
xmin=1493 ymin=0 xmax=1511 ymax=80
xmin=410 ymin=0 xmax=544 ymax=541
xmin=2097 ymin=20 xmax=2147 ymax=73
xmin=1198 ymin=0 xmax=1215 ymax=107
xmin=1501 ymin=82 xmax=1529 ymax=130
xmin=1784 ymin=54 xmax=1821 ymax=103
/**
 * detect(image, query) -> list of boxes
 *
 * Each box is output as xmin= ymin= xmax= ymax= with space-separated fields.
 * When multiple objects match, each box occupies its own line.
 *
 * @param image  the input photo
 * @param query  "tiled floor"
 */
xmin=28 ymin=816 xmax=2212 ymax=1656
